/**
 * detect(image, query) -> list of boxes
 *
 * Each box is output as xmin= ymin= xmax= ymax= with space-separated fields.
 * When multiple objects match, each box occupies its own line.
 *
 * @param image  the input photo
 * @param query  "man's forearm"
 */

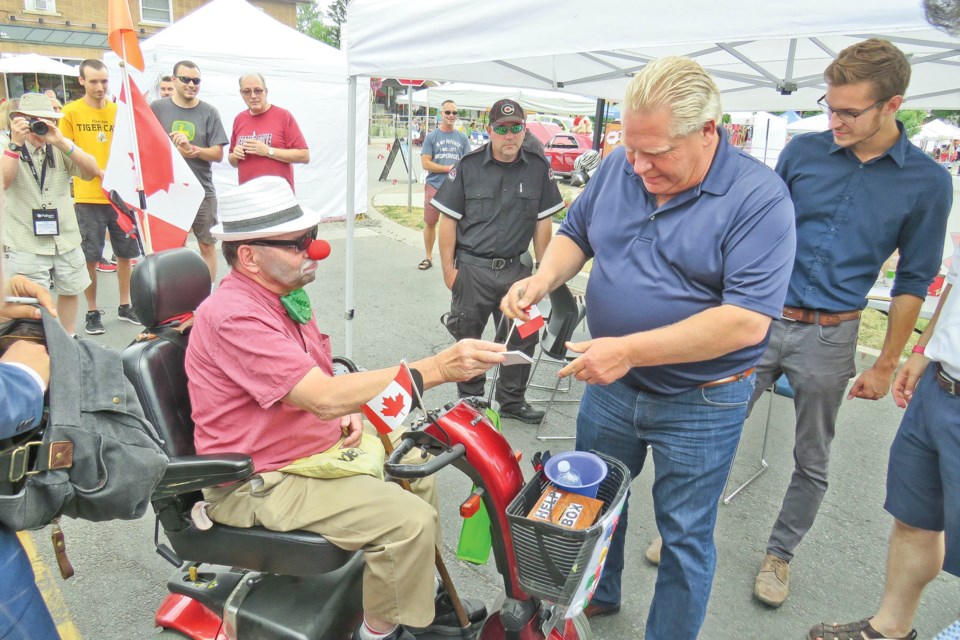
xmin=273 ymin=147 xmax=309 ymax=164
xmin=876 ymin=294 xmax=924 ymax=369
xmin=196 ymin=145 xmax=223 ymax=163
xmin=536 ymin=235 xmax=588 ymax=293
xmin=438 ymin=215 xmax=457 ymax=273
xmin=532 ymin=218 xmax=552 ymax=264
xmin=624 ymin=304 xmax=771 ymax=369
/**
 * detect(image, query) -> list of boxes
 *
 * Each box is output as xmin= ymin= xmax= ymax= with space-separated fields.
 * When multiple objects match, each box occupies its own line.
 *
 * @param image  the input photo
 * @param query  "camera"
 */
xmin=28 ymin=119 xmax=48 ymax=136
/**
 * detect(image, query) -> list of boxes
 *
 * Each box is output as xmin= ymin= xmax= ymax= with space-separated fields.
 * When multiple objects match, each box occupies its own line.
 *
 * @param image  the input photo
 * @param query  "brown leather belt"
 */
xmin=934 ymin=362 xmax=960 ymax=397
xmin=781 ymin=306 xmax=861 ymax=326
xmin=699 ymin=367 xmax=755 ymax=389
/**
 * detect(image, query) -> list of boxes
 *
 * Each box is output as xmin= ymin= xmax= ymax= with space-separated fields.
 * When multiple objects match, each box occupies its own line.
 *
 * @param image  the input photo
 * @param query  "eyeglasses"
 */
xmin=176 ymin=76 xmax=202 ymax=86
xmin=816 ymin=94 xmax=888 ymax=124
xmin=443 ymin=110 xmax=458 ymax=115
xmin=241 ymin=88 xmax=265 ymax=96
xmin=492 ymin=123 xmax=524 ymax=135
xmin=247 ymin=227 xmax=317 ymax=252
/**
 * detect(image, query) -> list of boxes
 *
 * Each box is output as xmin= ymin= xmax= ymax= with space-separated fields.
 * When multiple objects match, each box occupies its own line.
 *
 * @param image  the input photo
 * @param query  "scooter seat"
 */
xmin=167 ymin=521 xmax=354 ymax=577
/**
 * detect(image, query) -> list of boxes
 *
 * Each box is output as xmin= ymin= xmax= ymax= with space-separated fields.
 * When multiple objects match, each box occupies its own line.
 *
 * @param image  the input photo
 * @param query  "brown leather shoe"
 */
xmin=754 ymin=553 xmax=790 ymax=607
xmin=583 ymin=602 xmax=621 ymax=619
xmin=645 ymin=535 xmax=662 ymax=566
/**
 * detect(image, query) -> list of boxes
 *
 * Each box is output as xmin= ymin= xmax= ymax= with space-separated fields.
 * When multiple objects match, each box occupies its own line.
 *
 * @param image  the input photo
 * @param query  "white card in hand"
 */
xmin=501 ymin=350 xmax=534 ymax=366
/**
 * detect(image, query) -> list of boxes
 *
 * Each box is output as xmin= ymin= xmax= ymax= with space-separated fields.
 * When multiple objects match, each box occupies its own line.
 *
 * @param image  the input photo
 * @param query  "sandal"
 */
xmin=808 ymin=618 xmax=917 ymax=640
xmin=418 ymin=258 xmax=433 ymax=270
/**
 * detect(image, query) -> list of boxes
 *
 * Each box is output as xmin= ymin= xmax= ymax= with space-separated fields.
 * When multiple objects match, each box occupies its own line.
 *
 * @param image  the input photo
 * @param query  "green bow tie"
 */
xmin=280 ymin=288 xmax=312 ymax=324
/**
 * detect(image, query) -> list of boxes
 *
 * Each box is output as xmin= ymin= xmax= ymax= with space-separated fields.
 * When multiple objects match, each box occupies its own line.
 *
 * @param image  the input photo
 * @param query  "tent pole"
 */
xmin=345 ymin=75 xmax=357 ymax=358
xmin=592 ymin=98 xmax=605 ymax=151
xmin=408 ymin=88 xmax=413 ymax=213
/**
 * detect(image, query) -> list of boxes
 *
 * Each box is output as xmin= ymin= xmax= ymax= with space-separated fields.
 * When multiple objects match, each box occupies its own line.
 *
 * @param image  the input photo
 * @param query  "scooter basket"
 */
xmin=505 ymin=451 xmax=630 ymax=605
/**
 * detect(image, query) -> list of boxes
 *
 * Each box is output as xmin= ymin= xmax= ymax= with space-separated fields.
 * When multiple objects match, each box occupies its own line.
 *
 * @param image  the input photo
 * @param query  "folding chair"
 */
xmin=722 ymin=374 xmax=794 ymax=504
xmin=525 ymin=285 xmax=587 ymax=441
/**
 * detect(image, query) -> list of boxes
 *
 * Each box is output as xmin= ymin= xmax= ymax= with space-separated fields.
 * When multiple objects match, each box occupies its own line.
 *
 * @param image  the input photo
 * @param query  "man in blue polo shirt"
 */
xmin=749 ymin=38 xmax=952 ymax=609
xmin=501 ymin=57 xmax=795 ymax=640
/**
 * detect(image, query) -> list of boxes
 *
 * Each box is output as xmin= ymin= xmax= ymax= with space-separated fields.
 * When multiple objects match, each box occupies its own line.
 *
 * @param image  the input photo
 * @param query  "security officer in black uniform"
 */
xmin=433 ymin=98 xmax=564 ymax=424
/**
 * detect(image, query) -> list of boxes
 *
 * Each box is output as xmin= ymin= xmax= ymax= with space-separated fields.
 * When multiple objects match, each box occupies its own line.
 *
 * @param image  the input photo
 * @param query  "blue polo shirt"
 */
xmin=777 ymin=123 xmax=952 ymax=311
xmin=559 ymin=133 xmax=796 ymax=395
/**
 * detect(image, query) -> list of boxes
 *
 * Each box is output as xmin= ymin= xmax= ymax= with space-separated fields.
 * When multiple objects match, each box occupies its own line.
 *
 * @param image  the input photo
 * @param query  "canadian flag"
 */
xmin=361 ymin=365 xmax=414 ymax=434
xmin=101 ymin=77 xmax=204 ymax=252
xmin=515 ymin=304 xmax=545 ymax=339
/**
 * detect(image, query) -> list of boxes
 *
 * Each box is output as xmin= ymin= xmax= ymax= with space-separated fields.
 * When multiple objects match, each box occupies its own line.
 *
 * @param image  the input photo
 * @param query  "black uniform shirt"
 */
xmin=431 ymin=143 xmax=564 ymax=259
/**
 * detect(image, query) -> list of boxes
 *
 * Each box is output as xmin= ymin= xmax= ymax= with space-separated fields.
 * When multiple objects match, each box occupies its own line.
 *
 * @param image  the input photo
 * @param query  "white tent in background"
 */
xmin=103 ymin=0 xmax=368 ymax=219
xmin=0 ymin=54 xmax=78 ymax=76
xmin=411 ymin=82 xmax=597 ymax=116
xmin=0 ymin=53 xmax=78 ymax=99
xmin=913 ymin=118 xmax=960 ymax=142
xmin=749 ymin=112 xmax=788 ymax=168
xmin=787 ymin=113 xmax=830 ymax=134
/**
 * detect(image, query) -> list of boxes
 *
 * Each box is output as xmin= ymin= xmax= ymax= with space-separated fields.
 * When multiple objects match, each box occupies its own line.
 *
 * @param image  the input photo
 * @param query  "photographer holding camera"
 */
xmin=1 ymin=93 xmax=100 ymax=336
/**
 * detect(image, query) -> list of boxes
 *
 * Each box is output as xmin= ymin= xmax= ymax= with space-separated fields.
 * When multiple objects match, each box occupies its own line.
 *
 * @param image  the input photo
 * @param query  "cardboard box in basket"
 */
xmin=527 ymin=486 xmax=604 ymax=530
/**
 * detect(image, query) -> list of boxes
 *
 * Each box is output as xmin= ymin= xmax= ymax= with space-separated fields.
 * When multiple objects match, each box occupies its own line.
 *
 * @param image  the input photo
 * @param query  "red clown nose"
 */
xmin=307 ymin=239 xmax=332 ymax=261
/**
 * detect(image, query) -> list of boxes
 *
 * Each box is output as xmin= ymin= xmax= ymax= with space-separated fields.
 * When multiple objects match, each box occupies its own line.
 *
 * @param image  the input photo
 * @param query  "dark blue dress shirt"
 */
xmin=776 ymin=122 xmax=952 ymax=311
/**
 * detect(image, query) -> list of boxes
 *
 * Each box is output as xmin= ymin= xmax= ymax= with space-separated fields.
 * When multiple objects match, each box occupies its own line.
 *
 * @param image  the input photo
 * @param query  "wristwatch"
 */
xmin=7 ymin=142 xmax=21 ymax=153
xmin=267 ymin=147 xmax=275 ymax=157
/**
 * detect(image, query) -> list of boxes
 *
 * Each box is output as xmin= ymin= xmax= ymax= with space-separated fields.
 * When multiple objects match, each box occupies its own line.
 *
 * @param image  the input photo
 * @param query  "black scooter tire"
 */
xmin=155 ymin=629 xmax=191 ymax=638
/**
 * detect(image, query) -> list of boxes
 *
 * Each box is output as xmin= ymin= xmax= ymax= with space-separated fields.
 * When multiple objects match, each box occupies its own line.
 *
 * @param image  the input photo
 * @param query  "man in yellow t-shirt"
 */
xmin=59 ymin=59 xmax=141 ymax=336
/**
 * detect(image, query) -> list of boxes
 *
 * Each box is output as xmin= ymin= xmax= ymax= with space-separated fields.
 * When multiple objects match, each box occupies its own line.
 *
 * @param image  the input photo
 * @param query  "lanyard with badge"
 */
xmin=22 ymin=145 xmax=59 ymax=237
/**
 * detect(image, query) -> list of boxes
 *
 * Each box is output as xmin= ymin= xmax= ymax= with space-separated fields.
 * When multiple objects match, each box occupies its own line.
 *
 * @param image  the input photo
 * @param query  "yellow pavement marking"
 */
xmin=17 ymin=531 xmax=82 ymax=640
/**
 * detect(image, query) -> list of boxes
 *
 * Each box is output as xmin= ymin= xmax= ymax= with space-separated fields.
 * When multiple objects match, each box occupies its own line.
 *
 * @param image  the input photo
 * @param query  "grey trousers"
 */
xmin=749 ymin=317 xmax=859 ymax=561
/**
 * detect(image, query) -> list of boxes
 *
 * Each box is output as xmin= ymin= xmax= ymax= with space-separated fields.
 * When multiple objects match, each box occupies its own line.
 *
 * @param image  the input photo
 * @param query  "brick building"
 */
xmin=0 ymin=0 xmax=301 ymax=99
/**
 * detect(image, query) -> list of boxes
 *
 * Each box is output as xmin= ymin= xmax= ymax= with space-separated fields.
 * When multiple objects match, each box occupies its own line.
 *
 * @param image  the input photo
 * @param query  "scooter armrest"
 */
xmin=153 ymin=454 xmax=254 ymax=497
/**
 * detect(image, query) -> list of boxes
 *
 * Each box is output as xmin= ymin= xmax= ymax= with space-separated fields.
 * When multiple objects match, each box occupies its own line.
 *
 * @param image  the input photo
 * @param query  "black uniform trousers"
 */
xmin=448 ymin=260 xmax=537 ymax=409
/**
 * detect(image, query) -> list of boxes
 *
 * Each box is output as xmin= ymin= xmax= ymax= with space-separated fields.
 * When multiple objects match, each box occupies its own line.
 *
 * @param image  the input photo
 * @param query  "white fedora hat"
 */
xmin=211 ymin=176 xmax=322 ymax=241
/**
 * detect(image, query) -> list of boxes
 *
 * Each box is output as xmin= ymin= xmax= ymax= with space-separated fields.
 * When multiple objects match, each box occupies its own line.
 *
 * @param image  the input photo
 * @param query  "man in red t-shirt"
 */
xmin=187 ymin=176 xmax=504 ymax=640
xmin=228 ymin=73 xmax=309 ymax=189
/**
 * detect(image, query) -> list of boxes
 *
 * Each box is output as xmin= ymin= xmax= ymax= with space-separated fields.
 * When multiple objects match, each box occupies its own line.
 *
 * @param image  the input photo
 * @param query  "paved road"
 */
xmin=23 ymin=147 xmax=960 ymax=639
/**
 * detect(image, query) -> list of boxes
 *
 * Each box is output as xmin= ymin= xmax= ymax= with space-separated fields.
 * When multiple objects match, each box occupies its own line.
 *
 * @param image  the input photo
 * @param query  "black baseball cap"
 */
xmin=489 ymin=98 xmax=525 ymax=126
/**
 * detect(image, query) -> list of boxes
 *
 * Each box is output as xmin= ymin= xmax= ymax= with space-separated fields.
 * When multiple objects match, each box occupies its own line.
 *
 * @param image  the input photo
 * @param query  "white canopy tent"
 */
xmin=346 ymin=0 xmax=958 ymax=111
xmin=787 ymin=113 xmax=830 ymax=133
xmin=0 ymin=53 xmax=78 ymax=100
xmin=913 ymin=118 xmax=960 ymax=141
xmin=0 ymin=54 xmax=78 ymax=76
xmin=410 ymin=82 xmax=598 ymax=116
xmin=103 ymin=0 xmax=368 ymax=219
xmin=341 ymin=0 xmax=959 ymax=354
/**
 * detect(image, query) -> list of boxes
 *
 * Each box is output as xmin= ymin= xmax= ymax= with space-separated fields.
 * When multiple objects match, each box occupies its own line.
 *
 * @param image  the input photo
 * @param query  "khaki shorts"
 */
xmin=193 ymin=195 xmax=218 ymax=245
xmin=4 ymin=247 xmax=91 ymax=295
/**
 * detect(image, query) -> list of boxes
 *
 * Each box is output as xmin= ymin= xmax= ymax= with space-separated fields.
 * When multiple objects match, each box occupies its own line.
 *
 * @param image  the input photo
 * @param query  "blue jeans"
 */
xmin=0 ymin=525 xmax=58 ymax=639
xmin=576 ymin=376 xmax=753 ymax=640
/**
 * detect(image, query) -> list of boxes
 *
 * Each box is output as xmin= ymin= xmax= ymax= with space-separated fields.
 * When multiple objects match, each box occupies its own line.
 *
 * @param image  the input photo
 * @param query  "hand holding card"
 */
xmin=500 ymin=350 xmax=534 ymax=366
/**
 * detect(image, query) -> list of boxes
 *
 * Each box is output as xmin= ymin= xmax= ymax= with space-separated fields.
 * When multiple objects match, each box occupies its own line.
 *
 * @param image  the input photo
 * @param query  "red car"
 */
xmin=543 ymin=132 xmax=595 ymax=178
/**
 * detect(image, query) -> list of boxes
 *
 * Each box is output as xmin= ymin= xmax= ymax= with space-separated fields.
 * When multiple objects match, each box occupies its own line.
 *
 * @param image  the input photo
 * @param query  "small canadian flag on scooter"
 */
xmin=362 ymin=363 xmax=413 ymax=434
xmin=514 ymin=304 xmax=544 ymax=339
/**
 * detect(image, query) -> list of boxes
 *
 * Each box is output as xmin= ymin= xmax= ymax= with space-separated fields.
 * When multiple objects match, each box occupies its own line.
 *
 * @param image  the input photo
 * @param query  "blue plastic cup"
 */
xmin=544 ymin=451 xmax=608 ymax=498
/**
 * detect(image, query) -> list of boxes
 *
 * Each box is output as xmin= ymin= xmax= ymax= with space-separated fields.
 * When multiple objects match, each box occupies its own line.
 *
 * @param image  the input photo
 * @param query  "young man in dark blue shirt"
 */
xmin=750 ymin=38 xmax=952 ymax=609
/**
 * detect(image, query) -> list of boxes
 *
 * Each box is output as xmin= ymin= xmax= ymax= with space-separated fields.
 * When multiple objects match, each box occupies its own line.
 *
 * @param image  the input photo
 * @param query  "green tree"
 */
xmin=296 ymin=1 xmax=335 ymax=46
xmin=930 ymin=109 xmax=960 ymax=125
xmin=896 ymin=109 xmax=927 ymax=138
xmin=324 ymin=0 xmax=349 ymax=49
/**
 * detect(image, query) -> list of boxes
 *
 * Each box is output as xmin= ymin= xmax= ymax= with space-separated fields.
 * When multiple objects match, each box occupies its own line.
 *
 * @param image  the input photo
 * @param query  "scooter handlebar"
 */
xmin=384 ymin=440 xmax=466 ymax=479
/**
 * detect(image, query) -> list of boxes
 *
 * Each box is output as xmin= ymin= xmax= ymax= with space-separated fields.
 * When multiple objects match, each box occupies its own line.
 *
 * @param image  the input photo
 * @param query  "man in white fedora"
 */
xmin=185 ymin=176 xmax=504 ymax=640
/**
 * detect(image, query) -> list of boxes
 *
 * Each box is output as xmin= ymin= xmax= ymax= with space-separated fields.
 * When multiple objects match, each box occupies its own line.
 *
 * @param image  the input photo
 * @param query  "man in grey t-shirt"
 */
xmin=150 ymin=60 xmax=228 ymax=282
xmin=419 ymin=100 xmax=470 ymax=271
